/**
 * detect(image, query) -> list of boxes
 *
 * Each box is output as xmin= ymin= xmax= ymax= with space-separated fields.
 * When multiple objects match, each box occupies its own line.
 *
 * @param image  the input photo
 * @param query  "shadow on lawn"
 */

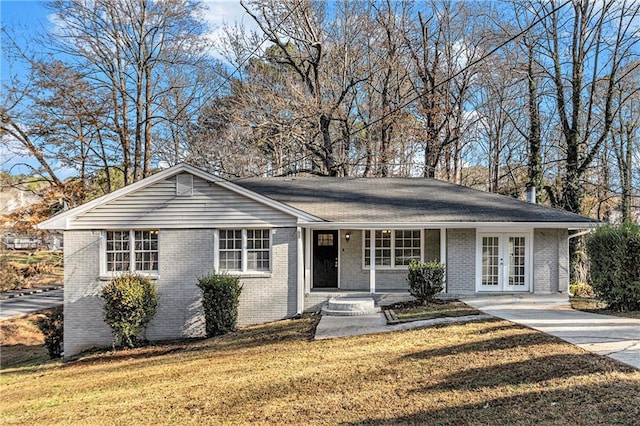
xmin=402 ymin=328 xmax=547 ymax=359
xmin=0 ymin=343 xmax=49 ymax=369
xmin=415 ymin=352 xmax=634 ymax=393
xmin=349 ymin=380 xmax=640 ymax=425
xmin=63 ymin=317 xmax=320 ymax=368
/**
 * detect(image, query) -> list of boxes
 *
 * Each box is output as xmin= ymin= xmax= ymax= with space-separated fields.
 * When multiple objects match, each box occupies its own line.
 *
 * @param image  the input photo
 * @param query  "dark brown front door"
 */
xmin=313 ymin=230 xmax=338 ymax=288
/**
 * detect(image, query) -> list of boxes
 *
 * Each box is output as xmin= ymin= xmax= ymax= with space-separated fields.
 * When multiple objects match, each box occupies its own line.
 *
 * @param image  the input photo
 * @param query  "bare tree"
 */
xmin=47 ymin=0 xmax=215 ymax=183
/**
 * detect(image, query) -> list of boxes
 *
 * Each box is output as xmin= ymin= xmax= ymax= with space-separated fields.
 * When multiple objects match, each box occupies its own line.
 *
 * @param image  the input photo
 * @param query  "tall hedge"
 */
xmin=407 ymin=260 xmax=445 ymax=304
xmin=586 ymin=223 xmax=640 ymax=311
xmin=101 ymin=274 xmax=159 ymax=348
xmin=197 ymin=273 xmax=242 ymax=337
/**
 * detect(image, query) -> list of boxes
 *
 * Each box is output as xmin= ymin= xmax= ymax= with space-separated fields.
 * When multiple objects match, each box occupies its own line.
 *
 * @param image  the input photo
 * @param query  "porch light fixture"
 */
xmin=345 ymin=232 xmax=351 ymax=242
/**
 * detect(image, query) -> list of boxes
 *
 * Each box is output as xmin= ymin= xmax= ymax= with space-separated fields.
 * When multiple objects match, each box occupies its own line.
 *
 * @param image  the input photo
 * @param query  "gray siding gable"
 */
xmin=70 ymin=174 xmax=297 ymax=229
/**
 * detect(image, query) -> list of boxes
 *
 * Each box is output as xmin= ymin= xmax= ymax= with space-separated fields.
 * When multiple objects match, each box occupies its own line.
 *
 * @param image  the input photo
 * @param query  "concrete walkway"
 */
xmin=314 ymin=312 xmax=492 ymax=340
xmin=461 ymin=294 xmax=640 ymax=370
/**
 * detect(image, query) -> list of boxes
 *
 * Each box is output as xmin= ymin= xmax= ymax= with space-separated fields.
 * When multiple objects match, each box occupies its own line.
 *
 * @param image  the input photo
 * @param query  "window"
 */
xmin=247 ymin=229 xmax=270 ymax=271
xmin=105 ymin=230 xmax=158 ymax=274
xmin=395 ymin=230 xmax=422 ymax=266
xmin=364 ymin=230 xmax=422 ymax=268
xmin=219 ymin=230 xmax=242 ymax=271
xmin=218 ymin=229 xmax=271 ymax=273
xmin=317 ymin=233 xmax=334 ymax=246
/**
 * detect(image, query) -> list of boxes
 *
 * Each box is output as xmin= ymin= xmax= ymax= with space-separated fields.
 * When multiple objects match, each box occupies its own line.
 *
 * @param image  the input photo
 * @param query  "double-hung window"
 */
xmin=364 ymin=230 xmax=422 ymax=268
xmin=218 ymin=229 xmax=271 ymax=273
xmin=105 ymin=230 xmax=159 ymax=274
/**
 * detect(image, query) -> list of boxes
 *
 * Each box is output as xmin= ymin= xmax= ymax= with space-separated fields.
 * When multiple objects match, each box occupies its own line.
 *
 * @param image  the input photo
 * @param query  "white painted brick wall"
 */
xmin=445 ymin=228 xmax=476 ymax=294
xmin=63 ymin=227 xmax=298 ymax=358
xmin=533 ymin=228 xmax=568 ymax=293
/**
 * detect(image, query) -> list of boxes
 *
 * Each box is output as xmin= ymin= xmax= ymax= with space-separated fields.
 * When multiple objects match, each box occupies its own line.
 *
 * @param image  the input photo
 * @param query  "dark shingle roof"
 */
xmin=235 ymin=177 xmax=597 ymax=225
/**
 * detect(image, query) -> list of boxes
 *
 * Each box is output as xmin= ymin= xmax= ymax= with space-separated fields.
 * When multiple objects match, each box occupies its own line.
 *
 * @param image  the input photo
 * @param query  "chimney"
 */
xmin=526 ymin=185 xmax=536 ymax=204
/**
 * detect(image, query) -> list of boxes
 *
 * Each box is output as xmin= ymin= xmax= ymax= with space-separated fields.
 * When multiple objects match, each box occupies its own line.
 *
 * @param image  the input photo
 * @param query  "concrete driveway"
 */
xmin=461 ymin=294 xmax=640 ymax=370
xmin=0 ymin=289 xmax=64 ymax=320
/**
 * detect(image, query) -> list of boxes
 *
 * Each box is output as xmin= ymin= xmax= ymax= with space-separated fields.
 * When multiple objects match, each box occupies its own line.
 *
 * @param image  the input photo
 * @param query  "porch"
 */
xmin=301 ymin=228 xmax=446 ymax=292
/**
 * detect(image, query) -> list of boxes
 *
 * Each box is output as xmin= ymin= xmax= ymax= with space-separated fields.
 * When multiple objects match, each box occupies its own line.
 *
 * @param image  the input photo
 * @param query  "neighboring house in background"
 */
xmin=37 ymin=163 xmax=598 ymax=357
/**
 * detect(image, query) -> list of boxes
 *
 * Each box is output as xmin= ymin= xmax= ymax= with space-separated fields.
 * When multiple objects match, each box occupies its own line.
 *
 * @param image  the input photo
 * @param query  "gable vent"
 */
xmin=176 ymin=173 xmax=193 ymax=196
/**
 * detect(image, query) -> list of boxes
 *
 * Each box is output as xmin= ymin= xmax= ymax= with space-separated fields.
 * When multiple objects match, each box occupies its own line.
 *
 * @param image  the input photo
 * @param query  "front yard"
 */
xmin=2 ymin=315 xmax=639 ymax=425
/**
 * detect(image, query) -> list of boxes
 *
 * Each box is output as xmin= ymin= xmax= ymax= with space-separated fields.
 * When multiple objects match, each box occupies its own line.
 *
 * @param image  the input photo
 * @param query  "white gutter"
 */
xmin=297 ymin=221 xmax=599 ymax=231
xmin=568 ymin=229 xmax=594 ymax=239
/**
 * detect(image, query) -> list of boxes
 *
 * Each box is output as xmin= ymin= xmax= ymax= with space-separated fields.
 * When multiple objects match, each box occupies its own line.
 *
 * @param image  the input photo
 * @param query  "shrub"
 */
xmin=569 ymin=282 xmax=594 ymax=298
xmin=37 ymin=306 xmax=64 ymax=359
xmin=0 ymin=263 xmax=25 ymax=291
xmin=101 ymin=274 xmax=159 ymax=348
xmin=407 ymin=260 xmax=445 ymax=305
xmin=197 ymin=273 xmax=242 ymax=337
xmin=586 ymin=223 xmax=640 ymax=312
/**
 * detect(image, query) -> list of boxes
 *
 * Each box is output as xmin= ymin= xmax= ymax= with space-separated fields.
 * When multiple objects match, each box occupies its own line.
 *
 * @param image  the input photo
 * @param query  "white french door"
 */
xmin=477 ymin=232 xmax=530 ymax=292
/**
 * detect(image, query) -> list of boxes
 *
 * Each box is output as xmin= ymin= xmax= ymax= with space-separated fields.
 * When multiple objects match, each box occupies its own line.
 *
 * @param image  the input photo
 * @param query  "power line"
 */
xmin=202 ymin=0 xmax=303 ymax=106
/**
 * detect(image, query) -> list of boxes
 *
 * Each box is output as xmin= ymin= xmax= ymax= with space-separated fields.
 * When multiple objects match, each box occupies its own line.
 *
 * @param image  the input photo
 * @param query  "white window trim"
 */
xmin=362 ymin=229 xmax=423 ymax=270
xmin=214 ymin=228 xmax=273 ymax=275
xmin=100 ymin=230 xmax=159 ymax=278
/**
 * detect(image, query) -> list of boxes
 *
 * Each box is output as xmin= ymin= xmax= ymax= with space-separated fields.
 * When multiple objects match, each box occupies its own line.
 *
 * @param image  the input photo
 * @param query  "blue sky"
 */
xmin=1 ymin=1 xmax=52 ymax=80
xmin=1 ymin=0 xmax=253 ymax=176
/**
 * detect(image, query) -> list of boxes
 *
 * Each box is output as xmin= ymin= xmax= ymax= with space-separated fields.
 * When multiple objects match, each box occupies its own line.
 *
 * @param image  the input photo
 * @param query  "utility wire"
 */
xmin=203 ymin=0 xmax=303 ymax=106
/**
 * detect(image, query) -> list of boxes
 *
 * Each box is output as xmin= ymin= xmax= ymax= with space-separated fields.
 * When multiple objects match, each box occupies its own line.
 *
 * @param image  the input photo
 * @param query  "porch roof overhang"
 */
xmin=297 ymin=221 xmax=600 ymax=231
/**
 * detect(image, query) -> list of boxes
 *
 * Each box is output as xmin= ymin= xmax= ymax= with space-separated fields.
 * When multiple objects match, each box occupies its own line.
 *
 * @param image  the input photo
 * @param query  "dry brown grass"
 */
xmin=2 ymin=317 xmax=639 ymax=425
xmin=0 ymin=311 xmax=49 ymax=368
xmin=570 ymin=298 xmax=640 ymax=319
xmin=386 ymin=300 xmax=480 ymax=322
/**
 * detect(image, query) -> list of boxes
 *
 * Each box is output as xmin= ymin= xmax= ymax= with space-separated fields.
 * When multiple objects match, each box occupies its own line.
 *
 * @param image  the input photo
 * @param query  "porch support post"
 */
xmin=369 ymin=229 xmax=376 ymax=293
xmin=440 ymin=228 xmax=447 ymax=292
xmin=213 ymin=229 xmax=220 ymax=273
xmin=296 ymin=227 xmax=304 ymax=315
xmin=304 ymin=228 xmax=311 ymax=294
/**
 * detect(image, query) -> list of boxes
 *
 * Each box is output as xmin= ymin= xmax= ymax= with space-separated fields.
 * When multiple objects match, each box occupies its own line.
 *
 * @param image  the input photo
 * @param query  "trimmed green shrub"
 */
xmin=37 ymin=306 xmax=64 ymax=359
xmin=569 ymin=282 xmax=594 ymax=298
xmin=407 ymin=260 xmax=445 ymax=304
xmin=101 ymin=274 xmax=159 ymax=348
xmin=197 ymin=273 xmax=242 ymax=337
xmin=586 ymin=223 xmax=640 ymax=311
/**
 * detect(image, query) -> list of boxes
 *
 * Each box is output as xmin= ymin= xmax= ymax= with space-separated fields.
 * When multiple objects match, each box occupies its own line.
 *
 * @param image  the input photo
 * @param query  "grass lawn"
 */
xmin=0 ymin=311 xmax=50 ymax=368
xmin=2 ymin=316 xmax=639 ymax=425
xmin=570 ymin=298 xmax=640 ymax=319
xmin=384 ymin=300 xmax=480 ymax=323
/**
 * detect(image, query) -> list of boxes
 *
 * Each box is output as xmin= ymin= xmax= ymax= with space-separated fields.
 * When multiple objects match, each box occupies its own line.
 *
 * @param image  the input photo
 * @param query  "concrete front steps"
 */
xmin=306 ymin=291 xmax=414 ymax=312
xmin=321 ymin=297 xmax=381 ymax=316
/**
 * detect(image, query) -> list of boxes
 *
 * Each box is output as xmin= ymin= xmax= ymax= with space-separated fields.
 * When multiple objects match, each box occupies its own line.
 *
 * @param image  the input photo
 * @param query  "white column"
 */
xmin=440 ymin=228 xmax=447 ymax=264
xmin=296 ymin=227 xmax=304 ymax=315
xmin=304 ymin=228 xmax=311 ymax=293
xmin=241 ymin=229 xmax=247 ymax=272
xmin=440 ymin=228 xmax=447 ymax=292
xmin=369 ymin=229 xmax=376 ymax=293
xmin=213 ymin=229 xmax=220 ymax=273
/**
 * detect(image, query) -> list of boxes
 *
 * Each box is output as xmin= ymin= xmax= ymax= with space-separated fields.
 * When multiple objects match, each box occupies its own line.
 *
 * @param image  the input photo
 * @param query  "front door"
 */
xmin=477 ymin=233 xmax=529 ymax=292
xmin=313 ymin=230 xmax=338 ymax=288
